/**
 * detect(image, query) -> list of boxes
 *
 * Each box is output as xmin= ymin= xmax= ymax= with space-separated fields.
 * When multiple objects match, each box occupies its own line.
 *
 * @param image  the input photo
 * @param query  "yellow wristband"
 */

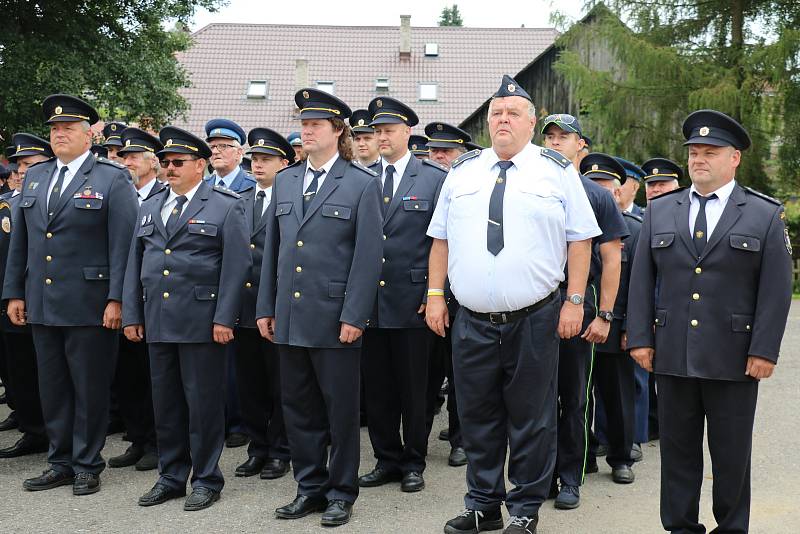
xmin=427 ymin=289 xmax=445 ymax=297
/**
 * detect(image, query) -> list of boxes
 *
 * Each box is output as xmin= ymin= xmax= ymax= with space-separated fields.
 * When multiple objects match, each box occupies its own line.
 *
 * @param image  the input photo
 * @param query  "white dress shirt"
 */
xmin=427 ymin=143 xmax=601 ymax=313
xmin=688 ymin=179 xmax=736 ymax=238
xmin=380 ymin=150 xmax=412 ymax=197
xmin=303 ymin=153 xmax=339 ymax=192
xmin=255 ymin=184 xmax=272 ymax=218
xmin=160 ymin=180 xmax=202 ymax=225
xmin=214 ymin=167 xmax=239 ymax=189
xmin=49 ymin=150 xmax=92 ymax=200
xmin=135 ymin=178 xmax=158 ymax=205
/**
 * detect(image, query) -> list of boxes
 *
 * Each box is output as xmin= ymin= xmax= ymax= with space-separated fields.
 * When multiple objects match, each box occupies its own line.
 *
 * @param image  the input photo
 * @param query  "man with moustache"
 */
xmin=3 ymin=94 xmax=138 ymax=495
xmin=123 ymin=125 xmax=249 ymax=511
xmin=232 ymin=128 xmax=293 ymax=480
xmin=350 ymin=110 xmax=381 ymax=172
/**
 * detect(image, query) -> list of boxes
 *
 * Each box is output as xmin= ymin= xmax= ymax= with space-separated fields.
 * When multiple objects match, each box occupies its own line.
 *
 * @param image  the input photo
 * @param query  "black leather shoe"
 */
xmin=548 ymin=477 xmax=559 ymax=500
xmin=448 ymin=447 xmax=468 ymax=467
xmin=585 ymin=457 xmax=599 ymax=474
xmin=596 ymin=444 xmax=608 ymax=457
xmin=275 ymin=494 xmax=328 ymax=519
xmin=444 ymin=508 xmax=504 ymax=534
xmin=439 ymin=428 xmax=450 ymax=441
xmin=235 ymin=456 xmax=265 ymax=477
xmin=0 ymin=434 xmax=48 ymax=458
xmin=184 ymin=487 xmax=220 ymax=511
xmin=321 ymin=499 xmax=352 ymax=527
xmin=0 ymin=411 xmax=19 ymax=431
xmin=401 ymin=471 xmax=425 ymax=492
xmin=73 ymin=472 xmax=100 ymax=495
xmin=225 ymin=432 xmax=249 ymax=448
xmin=358 ymin=466 xmax=402 ymax=487
xmin=0 ymin=392 xmax=6 ymax=404
xmin=138 ymin=483 xmax=185 ymax=506
xmin=108 ymin=444 xmax=145 ymax=468
xmin=612 ymin=465 xmax=635 ymax=484
xmin=135 ymin=450 xmax=158 ymax=471
xmin=260 ymin=458 xmax=290 ymax=479
xmin=504 ymin=515 xmax=538 ymax=533
xmin=23 ymin=468 xmax=74 ymax=491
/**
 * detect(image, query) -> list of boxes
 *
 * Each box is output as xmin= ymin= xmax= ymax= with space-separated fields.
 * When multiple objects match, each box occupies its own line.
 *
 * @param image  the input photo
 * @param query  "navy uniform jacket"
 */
xmin=3 ymin=156 xmax=138 ymax=325
xmin=596 ymin=211 xmax=641 ymax=353
xmin=627 ymin=185 xmax=792 ymax=381
xmin=370 ymin=157 xmax=446 ymax=328
xmin=256 ymin=156 xmax=383 ymax=349
xmin=205 ymin=166 xmax=256 ymax=193
xmin=122 ymin=180 xmax=250 ymax=343
xmin=0 ymin=193 xmax=25 ymax=333
xmin=238 ymin=185 xmax=269 ymax=328
xmin=579 ymin=176 xmax=629 ymax=283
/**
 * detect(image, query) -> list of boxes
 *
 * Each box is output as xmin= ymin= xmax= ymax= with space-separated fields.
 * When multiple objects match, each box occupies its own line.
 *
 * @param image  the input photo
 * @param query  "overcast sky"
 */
xmin=190 ymin=0 xmax=587 ymax=30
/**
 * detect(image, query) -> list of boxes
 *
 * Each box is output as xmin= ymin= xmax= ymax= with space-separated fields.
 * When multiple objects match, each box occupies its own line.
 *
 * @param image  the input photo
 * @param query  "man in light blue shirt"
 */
xmin=427 ymin=75 xmax=600 ymax=534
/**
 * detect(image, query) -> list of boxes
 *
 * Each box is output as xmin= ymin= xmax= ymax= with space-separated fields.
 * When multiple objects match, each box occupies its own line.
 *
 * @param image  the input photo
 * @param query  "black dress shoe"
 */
xmin=184 ymin=487 xmax=220 ymax=511
xmin=0 ymin=434 xmax=48 ymax=458
xmin=358 ymin=466 xmax=403 ymax=487
xmin=439 ymin=428 xmax=450 ymax=441
xmin=0 ymin=411 xmax=18 ymax=431
xmin=0 ymin=392 xmax=6 ymax=404
xmin=596 ymin=444 xmax=608 ymax=457
xmin=275 ymin=494 xmax=328 ymax=519
xmin=108 ymin=444 xmax=145 ymax=468
xmin=444 ymin=508 xmax=504 ymax=534
xmin=235 ymin=456 xmax=265 ymax=477
xmin=401 ymin=471 xmax=425 ymax=492
xmin=225 ymin=432 xmax=249 ymax=448
xmin=321 ymin=499 xmax=352 ymax=527
xmin=138 ymin=482 xmax=186 ymax=507
xmin=73 ymin=472 xmax=101 ymax=495
xmin=135 ymin=450 xmax=159 ymax=471
xmin=448 ymin=447 xmax=468 ymax=467
xmin=23 ymin=468 xmax=74 ymax=491
xmin=612 ymin=465 xmax=635 ymax=484
xmin=260 ymin=458 xmax=290 ymax=479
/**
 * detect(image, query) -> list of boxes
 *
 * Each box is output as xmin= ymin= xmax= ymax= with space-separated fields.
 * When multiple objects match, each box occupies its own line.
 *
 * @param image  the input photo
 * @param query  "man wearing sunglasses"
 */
xmin=122 ymin=126 xmax=249 ymax=511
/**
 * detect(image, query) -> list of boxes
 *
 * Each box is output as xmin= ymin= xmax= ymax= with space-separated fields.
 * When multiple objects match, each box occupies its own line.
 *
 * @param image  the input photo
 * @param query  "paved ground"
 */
xmin=0 ymin=304 xmax=799 ymax=533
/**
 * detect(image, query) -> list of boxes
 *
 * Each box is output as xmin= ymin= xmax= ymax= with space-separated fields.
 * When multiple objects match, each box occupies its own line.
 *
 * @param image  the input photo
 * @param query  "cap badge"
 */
xmin=126 ymin=140 xmax=131 ymax=146
xmin=591 ymin=164 xmax=599 ymax=171
xmin=166 ymin=139 xmax=173 ymax=146
xmin=437 ymin=124 xmax=443 ymax=131
xmin=412 ymin=144 xmax=418 ymax=150
xmin=376 ymin=99 xmax=383 ymax=108
xmin=302 ymin=90 xmax=310 ymax=99
xmin=652 ymin=168 xmax=659 ymax=174
xmin=258 ymin=139 xmax=264 ymax=146
xmin=699 ymin=126 xmax=710 ymax=136
xmin=508 ymin=84 xmax=516 ymax=93
xmin=55 ymin=106 xmax=63 ymax=115
xmin=110 ymin=124 xmax=117 ymax=131
xmin=357 ymin=119 xmax=365 ymax=126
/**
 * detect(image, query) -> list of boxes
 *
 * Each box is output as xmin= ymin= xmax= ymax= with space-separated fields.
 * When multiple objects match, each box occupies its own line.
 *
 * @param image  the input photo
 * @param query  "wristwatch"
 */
xmin=567 ymin=294 xmax=584 ymax=305
xmin=598 ymin=310 xmax=614 ymax=322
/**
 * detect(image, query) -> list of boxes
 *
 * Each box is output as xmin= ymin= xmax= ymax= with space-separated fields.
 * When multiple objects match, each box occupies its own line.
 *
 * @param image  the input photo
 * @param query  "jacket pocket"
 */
xmin=187 ymin=223 xmax=218 ymax=236
xmin=83 ymin=266 xmax=110 ymax=280
xmin=652 ymin=233 xmax=674 ymax=248
xmin=20 ymin=197 xmax=36 ymax=208
xmin=321 ymin=205 xmax=352 ymax=220
xmin=731 ymin=313 xmax=754 ymax=333
xmin=276 ymin=203 xmax=293 ymax=216
xmin=402 ymin=200 xmax=430 ymax=211
xmin=730 ymin=235 xmax=760 ymax=252
xmin=654 ymin=309 xmax=667 ymax=327
xmin=194 ymin=286 xmax=218 ymax=300
xmin=74 ymin=198 xmax=103 ymax=210
xmin=328 ymin=281 xmax=347 ymax=298
xmin=410 ymin=268 xmax=428 ymax=283
xmin=137 ymin=224 xmax=154 ymax=237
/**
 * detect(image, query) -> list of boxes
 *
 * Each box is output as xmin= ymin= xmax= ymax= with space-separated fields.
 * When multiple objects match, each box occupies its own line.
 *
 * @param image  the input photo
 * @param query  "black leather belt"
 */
xmin=466 ymin=290 xmax=558 ymax=325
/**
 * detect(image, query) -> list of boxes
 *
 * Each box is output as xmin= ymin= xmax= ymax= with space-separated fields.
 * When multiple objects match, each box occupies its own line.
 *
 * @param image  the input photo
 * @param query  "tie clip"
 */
xmin=488 ymin=219 xmax=501 ymax=226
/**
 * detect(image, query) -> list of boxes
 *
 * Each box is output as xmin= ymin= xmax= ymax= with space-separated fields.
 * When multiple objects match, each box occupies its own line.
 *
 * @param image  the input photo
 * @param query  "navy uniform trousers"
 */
xmin=113 ymin=336 xmax=156 ymax=451
xmin=453 ymin=295 xmax=560 ymax=517
xmin=3 ymin=329 xmax=45 ymax=439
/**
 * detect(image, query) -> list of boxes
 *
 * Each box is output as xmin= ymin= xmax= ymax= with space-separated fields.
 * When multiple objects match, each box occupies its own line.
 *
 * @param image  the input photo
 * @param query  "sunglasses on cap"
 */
xmin=544 ymin=114 xmax=577 ymax=125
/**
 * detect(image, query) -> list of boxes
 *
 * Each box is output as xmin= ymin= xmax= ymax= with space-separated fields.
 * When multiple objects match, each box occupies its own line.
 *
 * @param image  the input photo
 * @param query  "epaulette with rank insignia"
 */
xmin=451 ymin=149 xmax=481 ymax=169
xmin=351 ymin=160 xmax=378 ymax=177
xmin=651 ymin=186 xmax=687 ymax=201
xmin=213 ymin=184 xmax=241 ymax=198
xmin=275 ymin=159 xmax=303 ymax=176
xmin=28 ymin=156 xmax=55 ymax=170
xmin=422 ymin=159 xmax=447 ymax=173
xmin=623 ymin=211 xmax=643 ymax=223
xmin=743 ymin=186 xmax=781 ymax=206
xmin=540 ymin=147 xmax=571 ymax=169
xmin=96 ymin=157 xmax=126 ymax=170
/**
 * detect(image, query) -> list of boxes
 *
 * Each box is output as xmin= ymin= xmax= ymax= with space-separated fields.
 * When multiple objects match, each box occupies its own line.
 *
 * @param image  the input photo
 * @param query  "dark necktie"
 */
xmin=254 ymin=190 xmax=266 ymax=228
xmin=303 ymin=169 xmax=325 ymax=215
xmin=692 ymin=192 xmax=717 ymax=257
xmin=165 ymin=195 xmax=188 ymax=236
xmin=382 ymin=164 xmax=395 ymax=216
xmin=487 ymin=161 xmax=513 ymax=255
xmin=48 ymin=166 xmax=68 ymax=218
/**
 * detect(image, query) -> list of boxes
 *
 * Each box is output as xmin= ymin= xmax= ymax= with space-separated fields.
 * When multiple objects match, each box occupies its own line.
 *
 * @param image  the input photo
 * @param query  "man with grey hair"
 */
xmin=427 ymin=76 xmax=600 ymax=534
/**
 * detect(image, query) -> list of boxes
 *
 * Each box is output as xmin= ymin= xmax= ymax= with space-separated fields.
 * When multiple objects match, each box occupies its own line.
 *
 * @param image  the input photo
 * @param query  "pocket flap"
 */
xmin=321 ymin=205 xmax=352 ymax=220
xmin=730 ymin=234 xmax=760 ymax=252
xmin=83 ymin=266 xmax=109 ymax=280
xmin=731 ymin=313 xmax=754 ymax=333
xmin=328 ymin=281 xmax=347 ymax=298
xmin=652 ymin=233 xmax=675 ymax=248
xmin=187 ymin=223 xmax=218 ymax=236
xmin=654 ymin=309 xmax=667 ymax=327
xmin=20 ymin=197 xmax=36 ymax=208
xmin=137 ymin=224 xmax=154 ymax=237
xmin=194 ymin=286 xmax=218 ymax=300
xmin=410 ymin=268 xmax=428 ymax=283
xmin=276 ymin=202 xmax=293 ymax=216
xmin=402 ymin=200 xmax=430 ymax=211
xmin=74 ymin=198 xmax=103 ymax=210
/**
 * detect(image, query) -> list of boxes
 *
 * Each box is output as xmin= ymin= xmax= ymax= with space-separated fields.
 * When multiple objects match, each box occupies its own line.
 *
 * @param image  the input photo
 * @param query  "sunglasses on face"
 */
xmin=159 ymin=158 xmax=197 ymax=169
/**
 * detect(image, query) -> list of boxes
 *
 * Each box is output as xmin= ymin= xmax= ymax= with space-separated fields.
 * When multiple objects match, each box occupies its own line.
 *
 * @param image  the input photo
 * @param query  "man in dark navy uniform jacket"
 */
xmin=628 ymin=110 xmax=792 ymax=534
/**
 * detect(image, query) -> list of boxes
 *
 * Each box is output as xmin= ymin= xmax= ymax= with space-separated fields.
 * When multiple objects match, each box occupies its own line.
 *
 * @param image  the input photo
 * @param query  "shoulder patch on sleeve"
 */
xmin=623 ymin=211 xmax=643 ymax=223
xmin=96 ymin=158 xmax=126 ymax=169
xmin=451 ymin=149 xmax=481 ymax=169
xmin=213 ymin=185 xmax=241 ymax=198
xmin=422 ymin=159 xmax=447 ymax=173
xmin=743 ymin=186 xmax=781 ymax=206
xmin=350 ymin=160 xmax=378 ymax=177
xmin=540 ymin=148 xmax=571 ymax=169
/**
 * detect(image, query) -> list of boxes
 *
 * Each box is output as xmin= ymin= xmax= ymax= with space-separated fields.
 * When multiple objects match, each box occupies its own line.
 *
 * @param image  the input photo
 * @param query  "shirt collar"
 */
xmin=306 ymin=152 xmax=339 ymax=175
xmin=11 ymin=190 xmax=20 ymax=197
xmin=56 ymin=150 xmax=92 ymax=178
xmin=255 ymin=184 xmax=272 ymax=197
xmin=136 ymin=178 xmax=157 ymax=200
xmin=689 ymin=179 xmax=736 ymax=203
xmin=381 ymin=149 xmax=412 ymax=178
xmin=166 ymin=180 xmax=202 ymax=205
xmin=217 ymin=167 xmax=240 ymax=187
xmin=485 ymin=142 xmax=536 ymax=171
xmin=625 ymin=202 xmax=635 ymax=213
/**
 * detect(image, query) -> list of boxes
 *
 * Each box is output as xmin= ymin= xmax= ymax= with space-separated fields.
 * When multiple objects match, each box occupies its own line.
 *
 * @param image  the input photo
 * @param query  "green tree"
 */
xmin=438 ymin=4 xmax=464 ymax=27
xmin=553 ymin=1 xmax=800 ymax=194
xmin=0 ymin=0 xmax=225 ymax=140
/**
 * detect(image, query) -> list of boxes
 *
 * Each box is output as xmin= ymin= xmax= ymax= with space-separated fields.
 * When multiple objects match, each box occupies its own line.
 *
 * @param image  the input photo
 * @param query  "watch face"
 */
xmin=570 ymin=295 xmax=583 ymax=305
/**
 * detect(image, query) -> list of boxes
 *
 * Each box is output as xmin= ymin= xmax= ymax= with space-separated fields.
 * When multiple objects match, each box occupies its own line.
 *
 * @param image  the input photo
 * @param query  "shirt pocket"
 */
xmin=74 ymin=198 xmax=103 ymax=210
xmin=729 ymin=234 xmax=760 ymax=252
xmin=651 ymin=233 xmax=675 ymax=249
xmin=321 ymin=205 xmax=352 ymax=220
xmin=187 ymin=223 xmax=218 ymax=236
xmin=276 ymin=203 xmax=293 ymax=216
